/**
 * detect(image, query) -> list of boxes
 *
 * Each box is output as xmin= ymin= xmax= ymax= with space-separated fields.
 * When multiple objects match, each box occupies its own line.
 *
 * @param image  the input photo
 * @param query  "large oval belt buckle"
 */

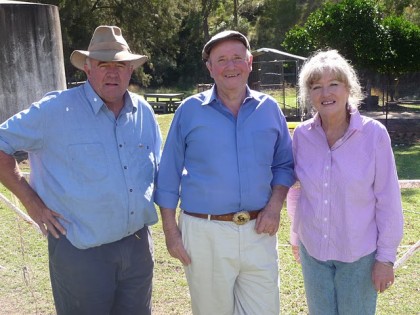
xmin=233 ymin=211 xmax=250 ymax=225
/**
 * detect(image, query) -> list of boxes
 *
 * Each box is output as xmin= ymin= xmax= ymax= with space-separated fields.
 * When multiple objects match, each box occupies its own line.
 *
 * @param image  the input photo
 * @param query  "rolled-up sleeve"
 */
xmin=271 ymin=111 xmax=295 ymax=188
xmin=0 ymin=101 xmax=45 ymax=155
xmin=155 ymin=109 xmax=185 ymax=209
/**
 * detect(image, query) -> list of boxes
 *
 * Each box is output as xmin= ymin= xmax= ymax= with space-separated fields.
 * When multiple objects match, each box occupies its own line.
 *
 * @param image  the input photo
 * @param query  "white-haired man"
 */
xmin=156 ymin=30 xmax=294 ymax=315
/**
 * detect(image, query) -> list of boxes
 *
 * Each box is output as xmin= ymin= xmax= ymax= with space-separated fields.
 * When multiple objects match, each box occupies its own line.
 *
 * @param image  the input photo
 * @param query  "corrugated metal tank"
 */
xmin=0 ymin=1 xmax=66 ymax=123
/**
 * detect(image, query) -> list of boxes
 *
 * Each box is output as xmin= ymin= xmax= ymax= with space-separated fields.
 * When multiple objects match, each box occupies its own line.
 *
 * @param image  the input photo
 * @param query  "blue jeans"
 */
xmin=300 ymin=244 xmax=377 ymax=315
xmin=48 ymin=226 xmax=154 ymax=315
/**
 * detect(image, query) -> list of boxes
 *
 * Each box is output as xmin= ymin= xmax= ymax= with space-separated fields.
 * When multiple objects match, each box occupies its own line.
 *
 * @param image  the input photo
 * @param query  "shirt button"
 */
xmin=324 ymin=200 xmax=328 ymax=204
xmin=124 ymin=166 xmax=128 ymax=169
xmin=129 ymin=189 xmax=133 ymax=192
xmin=326 ymin=166 xmax=330 ymax=170
xmin=324 ymin=234 xmax=328 ymax=238
xmin=324 ymin=183 xmax=328 ymax=187
xmin=119 ymin=144 xmax=123 ymax=148
xmin=324 ymin=217 xmax=328 ymax=222
xmin=131 ymin=211 xmax=134 ymax=215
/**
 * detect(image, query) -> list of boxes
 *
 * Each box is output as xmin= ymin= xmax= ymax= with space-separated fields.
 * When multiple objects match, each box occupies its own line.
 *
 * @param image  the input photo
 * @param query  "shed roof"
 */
xmin=253 ymin=48 xmax=307 ymax=61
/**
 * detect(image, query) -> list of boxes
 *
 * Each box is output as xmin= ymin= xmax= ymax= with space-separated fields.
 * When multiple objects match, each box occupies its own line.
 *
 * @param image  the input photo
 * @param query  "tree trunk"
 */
xmin=233 ymin=0 xmax=238 ymax=27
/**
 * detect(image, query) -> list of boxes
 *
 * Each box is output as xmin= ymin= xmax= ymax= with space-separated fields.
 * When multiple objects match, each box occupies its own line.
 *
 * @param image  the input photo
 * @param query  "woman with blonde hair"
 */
xmin=288 ymin=50 xmax=404 ymax=314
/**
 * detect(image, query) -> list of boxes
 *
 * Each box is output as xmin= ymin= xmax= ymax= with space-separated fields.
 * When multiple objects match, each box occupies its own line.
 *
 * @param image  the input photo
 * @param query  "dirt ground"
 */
xmin=380 ymin=119 xmax=419 ymax=145
xmin=361 ymin=110 xmax=420 ymax=145
xmin=361 ymin=108 xmax=420 ymax=188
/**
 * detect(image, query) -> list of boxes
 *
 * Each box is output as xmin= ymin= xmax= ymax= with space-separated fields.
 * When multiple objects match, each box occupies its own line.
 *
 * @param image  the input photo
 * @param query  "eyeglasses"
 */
xmin=213 ymin=56 xmax=248 ymax=67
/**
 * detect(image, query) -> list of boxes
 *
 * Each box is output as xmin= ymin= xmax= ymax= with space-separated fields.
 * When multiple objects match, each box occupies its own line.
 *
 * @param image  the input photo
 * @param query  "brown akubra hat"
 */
xmin=70 ymin=25 xmax=147 ymax=70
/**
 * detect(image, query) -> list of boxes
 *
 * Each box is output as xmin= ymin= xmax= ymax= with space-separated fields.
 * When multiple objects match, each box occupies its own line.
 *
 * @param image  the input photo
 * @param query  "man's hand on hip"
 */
xmin=26 ymin=200 xmax=67 ymax=238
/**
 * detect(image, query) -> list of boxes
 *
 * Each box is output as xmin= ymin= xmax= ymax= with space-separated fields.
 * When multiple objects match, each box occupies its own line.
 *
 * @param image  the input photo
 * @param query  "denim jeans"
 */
xmin=48 ymin=226 xmax=154 ymax=315
xmin=300 ymin=244 xmax=377 ymax=315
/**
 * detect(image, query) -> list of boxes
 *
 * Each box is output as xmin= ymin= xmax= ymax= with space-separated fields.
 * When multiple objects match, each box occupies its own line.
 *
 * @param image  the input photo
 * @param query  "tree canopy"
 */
xmin=22 ymin=0 xmax=420 ymax=89
xmin=282 ymin=0 xmax=420 ymax=78
xmin=380 ymin=15 xmax=420 ymax=76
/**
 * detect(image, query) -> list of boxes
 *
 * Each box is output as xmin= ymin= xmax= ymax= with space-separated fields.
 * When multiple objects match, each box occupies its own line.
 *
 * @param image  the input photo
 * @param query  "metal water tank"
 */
xmin=0 ymin=0 xmax=66 ymax=123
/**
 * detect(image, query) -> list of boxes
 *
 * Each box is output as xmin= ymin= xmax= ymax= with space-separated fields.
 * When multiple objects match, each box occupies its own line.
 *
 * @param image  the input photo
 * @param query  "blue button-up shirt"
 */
xmin=155 ymin=86 xmax=294 ymax=214
xmin=0 ymin=82 xmax=162 ymax=249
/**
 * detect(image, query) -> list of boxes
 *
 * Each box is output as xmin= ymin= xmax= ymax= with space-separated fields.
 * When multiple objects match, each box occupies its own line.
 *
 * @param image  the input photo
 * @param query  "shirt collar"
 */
xmin=83 ymin=81 xmax=136 ymax=115
xmin=201 ymin=84 xmax=256 ymax=106
xmin=310 ymin=112 xmax=321 ymax=128
xmin=348 ymin=109 xmax=363 ymax=132
xmin=310 ymin=109 xmax=363 ymax=132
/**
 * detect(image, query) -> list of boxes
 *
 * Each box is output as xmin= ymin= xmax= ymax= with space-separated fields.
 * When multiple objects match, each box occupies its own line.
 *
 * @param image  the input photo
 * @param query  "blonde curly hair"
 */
xmin=298 ymin=50 xmax=364 ymax=117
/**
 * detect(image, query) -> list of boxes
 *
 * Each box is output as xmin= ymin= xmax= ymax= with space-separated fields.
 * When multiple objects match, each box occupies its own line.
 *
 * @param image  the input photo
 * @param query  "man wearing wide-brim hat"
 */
xmin=0 ymin=25 xmax=161 ymax=314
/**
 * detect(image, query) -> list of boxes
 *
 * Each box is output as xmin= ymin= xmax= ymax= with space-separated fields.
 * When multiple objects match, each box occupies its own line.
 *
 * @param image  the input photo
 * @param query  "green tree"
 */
xmin=282 ymin=0 xmax=420 ymax=100
xmin=255 ymin=0 xmax=299 ymax=49
xmin=380 ymin=15 xmax=420 ymax=99
xmin=279 ymin=26 xmax=315 ymax=56
xmin=17 ymin=0 xmax=420 ymax=89
xmin=201 ymin=0 xmax=221 ymax=40
xmin=380 ymin=0 xmax=420 ymax=25
xmin=25 ymin=0 xmax=184 ymax=86
xmin=210 ymin=1 xmax=252 ymax=35
xmin=283 ymin=0 xmax=389 ymax=71
xmin=172 ymin=9 xmax=209 ymax=87
xmin=380 ymin=15 xmax=420 ymax=75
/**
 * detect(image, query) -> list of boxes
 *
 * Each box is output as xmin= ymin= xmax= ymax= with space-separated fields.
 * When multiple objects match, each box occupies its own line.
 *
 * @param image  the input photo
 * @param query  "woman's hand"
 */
xmin=372 ymin=261 xmax=394 ymax=293
xmin=291 ymin=245 xmax=300 ymax=263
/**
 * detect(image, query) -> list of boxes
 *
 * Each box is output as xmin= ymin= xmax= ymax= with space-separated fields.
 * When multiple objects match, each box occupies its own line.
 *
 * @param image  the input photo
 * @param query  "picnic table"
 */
xmin=144 ymin=93 xmax=184 ymax=114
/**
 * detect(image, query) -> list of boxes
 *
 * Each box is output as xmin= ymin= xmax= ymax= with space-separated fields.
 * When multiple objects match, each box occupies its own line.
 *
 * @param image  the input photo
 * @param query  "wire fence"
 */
xmin=368 ymin=72 xmax=420 ymax=109
xmin=0 ymin=190 xmax=54 ymax=315
xmin=249 ymin=58 xmax=301 ymax=120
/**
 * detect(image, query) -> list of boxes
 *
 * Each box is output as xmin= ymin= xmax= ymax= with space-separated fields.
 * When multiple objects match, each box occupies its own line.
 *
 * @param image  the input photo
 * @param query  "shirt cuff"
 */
xmin=290 ymin=230 xmax=299 ymax=246
xmin=154 ymin=190 xmax=179 ymax=210
xmin=375 ymin=248 xmax=398 ymax=264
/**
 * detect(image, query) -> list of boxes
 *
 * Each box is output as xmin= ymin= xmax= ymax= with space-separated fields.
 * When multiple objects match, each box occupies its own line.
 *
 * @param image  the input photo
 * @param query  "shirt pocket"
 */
xmin=252 ymin=130 xmax=277 ymax=165
xmin=67 ymin=143 xmax=108 ymax=182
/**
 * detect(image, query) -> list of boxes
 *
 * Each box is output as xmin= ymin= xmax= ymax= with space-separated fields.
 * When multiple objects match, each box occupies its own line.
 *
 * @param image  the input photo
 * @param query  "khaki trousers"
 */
xmin=179 ymin=212 xmax=280 ymax=315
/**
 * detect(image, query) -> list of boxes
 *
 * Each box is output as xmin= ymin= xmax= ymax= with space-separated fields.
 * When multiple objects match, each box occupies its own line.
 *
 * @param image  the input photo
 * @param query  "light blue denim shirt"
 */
xmin=0 ymin=82 xmax=162 ymax=249
xmin=155 ymin=86 xmax=294 ymax=214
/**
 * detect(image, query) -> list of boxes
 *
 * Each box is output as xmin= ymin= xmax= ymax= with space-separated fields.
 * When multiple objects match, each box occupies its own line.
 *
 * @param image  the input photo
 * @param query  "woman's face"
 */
xmin=309 ymin=71 xmax=349 ymax=120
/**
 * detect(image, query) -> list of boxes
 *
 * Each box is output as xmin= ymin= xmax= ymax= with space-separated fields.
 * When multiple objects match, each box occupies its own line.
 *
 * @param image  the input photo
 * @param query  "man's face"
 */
xmin=206 ymin=39 xmax=252 ymax=94
xmin=84 ymin=59 xmax=133 ymax=107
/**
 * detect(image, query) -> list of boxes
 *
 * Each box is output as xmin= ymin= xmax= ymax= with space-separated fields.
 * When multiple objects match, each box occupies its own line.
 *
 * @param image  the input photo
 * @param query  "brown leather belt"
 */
xmin=183 ymin=210 xmax=261 ymax=225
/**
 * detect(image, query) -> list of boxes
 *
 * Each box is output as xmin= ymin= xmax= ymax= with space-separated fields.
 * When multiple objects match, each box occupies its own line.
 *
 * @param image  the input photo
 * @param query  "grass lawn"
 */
xmin=394 ymin=144 xmax=420 ymax=179
xmin=0 ymin=112 xmax=418 ymax=314
xmin=1 ymin=185 xmax=418 ymax=314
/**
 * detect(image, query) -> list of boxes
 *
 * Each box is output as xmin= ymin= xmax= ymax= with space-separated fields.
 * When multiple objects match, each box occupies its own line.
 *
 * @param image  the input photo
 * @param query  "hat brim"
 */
xmin=70 ymin=50 xmax=148 ymax=71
